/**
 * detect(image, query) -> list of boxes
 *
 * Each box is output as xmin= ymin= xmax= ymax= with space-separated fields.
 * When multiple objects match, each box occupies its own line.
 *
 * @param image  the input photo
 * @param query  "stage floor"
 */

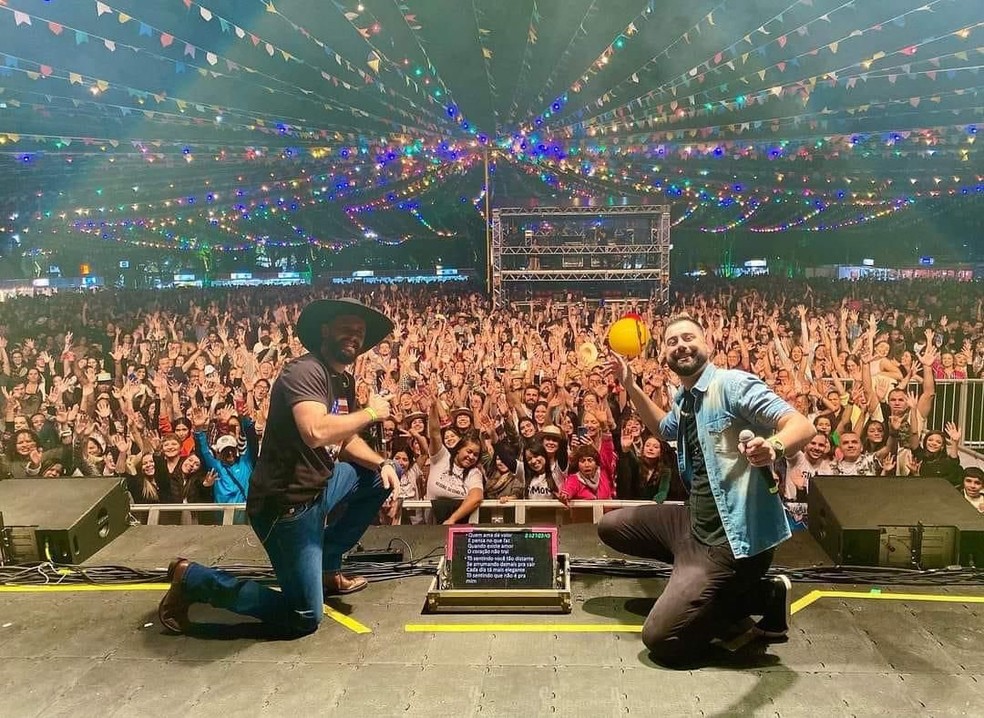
xmin=1 ymin=525 xmax=982 ymax=717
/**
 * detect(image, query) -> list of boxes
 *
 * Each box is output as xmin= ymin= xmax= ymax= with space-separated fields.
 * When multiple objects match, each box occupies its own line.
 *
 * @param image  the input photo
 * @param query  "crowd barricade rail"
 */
xmin=130 ymin=499 xmax=683 ymax=526
xmin=128 ymin=380 xmax=984 ymax=526
xmin=802 ymin=378 xmax=983 ymax=448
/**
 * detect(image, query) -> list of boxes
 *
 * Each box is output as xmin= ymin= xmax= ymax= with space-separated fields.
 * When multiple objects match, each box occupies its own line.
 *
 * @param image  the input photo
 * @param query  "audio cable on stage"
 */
xmin=2 ymin=555 xmax=983 ymax=588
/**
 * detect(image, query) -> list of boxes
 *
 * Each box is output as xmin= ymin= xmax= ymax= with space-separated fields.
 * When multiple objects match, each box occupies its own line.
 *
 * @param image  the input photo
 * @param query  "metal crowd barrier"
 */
xmin=131 ymin=499 xmax=679 ymax=527
xmin=128 ymin=381 xmax=984 ymax=526
xmin=889 ymin=379 xmax=984 ymax=448
xmin=817 ymin=378 xmax=984 ymax=448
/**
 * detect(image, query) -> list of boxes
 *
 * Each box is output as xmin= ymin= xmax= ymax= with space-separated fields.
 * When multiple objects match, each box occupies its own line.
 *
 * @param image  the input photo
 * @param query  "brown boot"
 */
xmin=158 ymin=558 xmax=192 ymax=634
xmin=323 ymin=572 xmax=369 ymax=596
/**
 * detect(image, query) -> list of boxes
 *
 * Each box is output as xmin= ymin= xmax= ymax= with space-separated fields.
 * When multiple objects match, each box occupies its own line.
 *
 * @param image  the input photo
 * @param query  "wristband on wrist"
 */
xmin=364 ymin=407 xmax=379 ymax=422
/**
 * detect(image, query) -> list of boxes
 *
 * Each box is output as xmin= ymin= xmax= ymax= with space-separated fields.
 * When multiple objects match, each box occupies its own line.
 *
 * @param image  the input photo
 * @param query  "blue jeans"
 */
xmin=181 ymin=462 xmax=389 ymax=636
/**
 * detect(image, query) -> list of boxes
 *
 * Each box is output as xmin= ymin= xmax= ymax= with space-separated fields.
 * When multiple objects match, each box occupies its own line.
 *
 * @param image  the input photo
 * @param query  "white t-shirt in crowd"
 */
xmin=525 ymin=472 xmax=555 ymax=499
xmin=516 ymin=460 xmax=564 ymax=499
xmin=399 ymin=464 xmax=422 ymax=501
xmin=830 ymin=453 xmax=880 ymax=476
xmin=425 ymin=446 xmax=484 ymax=499
xmin=783 ymin=453 xmax=832 ymax=500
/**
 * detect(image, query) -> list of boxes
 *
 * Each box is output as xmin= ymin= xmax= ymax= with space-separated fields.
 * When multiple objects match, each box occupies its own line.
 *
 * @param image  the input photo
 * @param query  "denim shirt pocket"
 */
xmin=705 ymin=416 xmax=734 ymax=456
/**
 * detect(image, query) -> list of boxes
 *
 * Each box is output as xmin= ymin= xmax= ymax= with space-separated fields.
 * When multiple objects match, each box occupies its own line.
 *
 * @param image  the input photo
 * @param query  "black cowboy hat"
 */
xmin=296 ymin=298 xmax=394 ymax=356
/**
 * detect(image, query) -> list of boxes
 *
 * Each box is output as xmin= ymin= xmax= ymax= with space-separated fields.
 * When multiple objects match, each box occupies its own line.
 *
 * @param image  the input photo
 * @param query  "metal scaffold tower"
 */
xmin=490 ymin=205 xmax=670 ymax=310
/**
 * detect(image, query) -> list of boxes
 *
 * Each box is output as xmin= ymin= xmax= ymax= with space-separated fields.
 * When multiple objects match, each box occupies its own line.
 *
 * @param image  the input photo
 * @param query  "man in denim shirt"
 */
xmin=601 ymin=316 xmax=816 ymax=666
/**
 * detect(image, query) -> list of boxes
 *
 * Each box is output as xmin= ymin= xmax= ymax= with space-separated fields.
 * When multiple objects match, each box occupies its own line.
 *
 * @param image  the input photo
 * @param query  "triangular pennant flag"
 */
xmin=265 ymin=42 xmax=275 ymax=56
xmin=69 ymin=72 xmax=83 ymax=84
xmin=483 ymin=47 xmax=493 ymax=59
xmin=95 ymin=2 xmax=111 ymax=17
xmin=96 ymin=79 xmax=109 ymax=91
xmin=13 ymin=10 xmax=31 ymax=26
xmin=117 ymin=12 xmax=131 ymax=24
xmin=184 ymin=43 xmax=196 ymax=58
xmin=48 ymin=22 xmax=64 ymax=35
xmin=138 ymin=22 xmax=152 ymax=37
xmin=199 ymin=7 xmax=213 ymax=21
xmin=39 ymin=65 xmax=52 ymax=77
xmin=206 ymin=52 xmax=218 ymax=65
xmin=828 ymin=42 xmax=839 ymax=54
xmin=104 ymin=39 xmax=116 ymax=51
xmin=75 ymin=31 xmax=89 ymax=45
xmin=235 ymin=26 xmax=245 ymax=39
xmin=160 ymin=33 xmax=174 ymax=47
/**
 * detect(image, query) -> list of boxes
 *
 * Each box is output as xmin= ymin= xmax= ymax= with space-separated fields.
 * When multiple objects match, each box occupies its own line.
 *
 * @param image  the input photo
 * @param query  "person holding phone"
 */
xmin=601 ymin=315 xmax=816 ymax=666
xmin=158 ymin=298 xmax=400 ymax=638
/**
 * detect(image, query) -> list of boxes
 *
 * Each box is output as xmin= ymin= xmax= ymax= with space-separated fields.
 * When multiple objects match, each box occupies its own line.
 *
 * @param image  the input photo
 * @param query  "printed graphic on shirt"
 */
xmin=432 ymin=468 xmax=467 ymax=498
xmin=526 ymin=475 xmax=554 ymax=499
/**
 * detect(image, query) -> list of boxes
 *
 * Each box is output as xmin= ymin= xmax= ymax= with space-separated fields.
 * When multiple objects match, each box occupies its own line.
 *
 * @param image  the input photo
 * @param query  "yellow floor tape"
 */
xmin=323 ymin=605 xmax=372 ymax=634
xmin=0 ymin=583 xmax=372 ymax=634
xmin=3 ymin=584 xmax=981 ymax=636
xmin=405 ymin=588 xmax=984 ymax=633
xmin=791 ymin=588 xmax=984 ymax=615
xmin=0 ymin=583 xmax=169 ymax=592
xmin=405 ymin=623 xmax=643 ymax=633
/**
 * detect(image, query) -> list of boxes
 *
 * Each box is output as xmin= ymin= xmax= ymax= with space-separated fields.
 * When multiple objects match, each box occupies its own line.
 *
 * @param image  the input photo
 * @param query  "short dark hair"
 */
xmin=663 ymin=314 xmax=703 ymax=336
xmin=963 ymin=466 xmax=984 ymax=480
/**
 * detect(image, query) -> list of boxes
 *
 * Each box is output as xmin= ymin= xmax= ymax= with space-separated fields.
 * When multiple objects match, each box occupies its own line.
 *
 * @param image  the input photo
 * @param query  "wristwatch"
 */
xmin=377 ymin=459 xmax=395 ymax=472
xmin=766 ymin=437 xmax=785 ymax=459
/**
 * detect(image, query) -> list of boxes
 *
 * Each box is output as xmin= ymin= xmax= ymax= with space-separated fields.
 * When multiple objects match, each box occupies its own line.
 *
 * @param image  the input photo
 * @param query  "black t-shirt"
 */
xmin=681 ymin=391 xmax=727 ymax=546
xmin=247 ymin=354 xmax=344 ymax=512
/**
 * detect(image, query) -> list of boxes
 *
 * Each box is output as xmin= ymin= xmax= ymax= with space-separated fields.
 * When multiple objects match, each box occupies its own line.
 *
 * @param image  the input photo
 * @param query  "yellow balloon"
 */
xmin=607 ymin=315 xmax=651 ymax=358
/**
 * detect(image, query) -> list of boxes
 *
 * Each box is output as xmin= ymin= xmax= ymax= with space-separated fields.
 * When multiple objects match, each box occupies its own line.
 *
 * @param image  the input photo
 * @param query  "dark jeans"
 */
xmin=180 ymin=462 xmax=389 ymax=637
xmin=598 ymin=503 xmax=774 ymax=664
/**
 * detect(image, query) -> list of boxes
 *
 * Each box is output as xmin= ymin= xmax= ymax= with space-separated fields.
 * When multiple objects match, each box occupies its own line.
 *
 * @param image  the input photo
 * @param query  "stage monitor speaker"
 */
xmin=808 ymin=476 xmax=984 ymax=568
xmin=0 ymin=478 xmax=130 ymax=565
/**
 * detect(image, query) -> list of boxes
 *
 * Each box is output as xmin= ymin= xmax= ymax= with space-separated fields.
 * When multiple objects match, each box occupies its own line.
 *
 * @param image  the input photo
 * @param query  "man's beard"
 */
xmin=667 ymin=347 xmax=708 ymax=377
xmin=322 ymin=336 xmax=359 ymax=365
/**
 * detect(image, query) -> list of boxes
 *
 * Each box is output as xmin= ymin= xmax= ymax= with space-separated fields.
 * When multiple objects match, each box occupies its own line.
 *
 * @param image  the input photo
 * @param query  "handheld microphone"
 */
xmin=738 ymin=429 xmax=779 ymax=494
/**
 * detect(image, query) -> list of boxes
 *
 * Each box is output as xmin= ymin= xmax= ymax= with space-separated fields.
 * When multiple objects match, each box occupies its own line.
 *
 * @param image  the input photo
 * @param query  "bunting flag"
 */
xmin=0 ymin=0 xmax=979 ymax=253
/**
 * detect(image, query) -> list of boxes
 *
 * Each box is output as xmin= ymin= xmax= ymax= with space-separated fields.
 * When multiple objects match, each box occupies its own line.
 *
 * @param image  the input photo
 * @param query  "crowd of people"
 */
xmin=0 ymin=277 xmax=982 ymax=521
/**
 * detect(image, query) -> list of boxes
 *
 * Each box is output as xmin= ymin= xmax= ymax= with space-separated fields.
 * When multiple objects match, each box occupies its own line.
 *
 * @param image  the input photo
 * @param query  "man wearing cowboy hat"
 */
xmin=159 ymin=297 xmax=401 ymax=637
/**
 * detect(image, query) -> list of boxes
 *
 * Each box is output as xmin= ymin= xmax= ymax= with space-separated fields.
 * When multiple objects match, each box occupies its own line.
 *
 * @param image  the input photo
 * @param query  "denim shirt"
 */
xmin=659 ymin=364 xmax=794 ymax=558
